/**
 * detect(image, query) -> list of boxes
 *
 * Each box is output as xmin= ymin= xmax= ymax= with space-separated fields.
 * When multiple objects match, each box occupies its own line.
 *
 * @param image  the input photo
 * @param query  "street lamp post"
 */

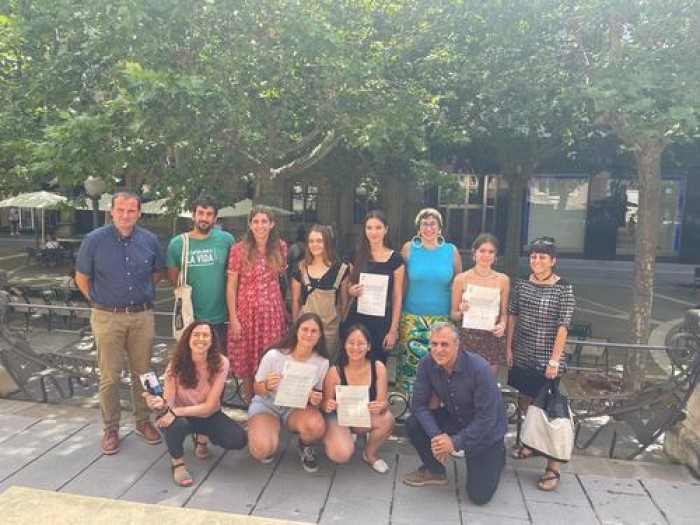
xmin=84 ymin=176 xmax=107 ymax=230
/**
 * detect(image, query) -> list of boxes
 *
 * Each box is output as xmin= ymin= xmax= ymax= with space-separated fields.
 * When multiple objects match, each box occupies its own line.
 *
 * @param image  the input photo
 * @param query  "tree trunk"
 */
xmin=503 ymin=171 xmax=528 ymax=280
xmin=384 ymin=176 xmax=406 ymax=249
xmin=626 ymin=140 xmax=664 ymax=389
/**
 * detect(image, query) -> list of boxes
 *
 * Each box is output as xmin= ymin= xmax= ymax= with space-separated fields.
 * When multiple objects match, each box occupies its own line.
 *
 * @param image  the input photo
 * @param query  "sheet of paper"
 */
xmin=274 ymin=360 xmax=317 ymax=409
xmin=356 ymin=272 xmax=389 ymax=317
xmin=462 ymin=284 xmax=500 ymax=331
xmin=335 ymin=385 xmax=371 ymax=428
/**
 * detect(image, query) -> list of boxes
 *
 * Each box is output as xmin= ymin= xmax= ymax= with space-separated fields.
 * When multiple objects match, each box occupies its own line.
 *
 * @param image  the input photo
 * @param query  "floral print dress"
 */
xmin=227 ymin=240 xmax=287 ymax=377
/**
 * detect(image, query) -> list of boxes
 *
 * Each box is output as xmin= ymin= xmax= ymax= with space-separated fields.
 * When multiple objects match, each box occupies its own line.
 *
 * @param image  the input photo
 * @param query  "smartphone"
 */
xmin=139 ymin=371 xmax=163 ymax=397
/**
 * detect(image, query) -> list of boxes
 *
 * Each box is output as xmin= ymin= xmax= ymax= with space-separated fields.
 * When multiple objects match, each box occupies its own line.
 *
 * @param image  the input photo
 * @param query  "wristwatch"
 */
xmin=548 ymin=359 xmax=559 ymax=368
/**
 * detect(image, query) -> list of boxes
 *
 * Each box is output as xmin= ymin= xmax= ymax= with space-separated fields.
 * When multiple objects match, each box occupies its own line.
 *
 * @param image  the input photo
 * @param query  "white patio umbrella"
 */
xmin=178 ymin=198 xmax=293 ymax=218
xmin=0 ymin=191 xmax=67 ymax=244
xmin=81 ymin=193 xmax=113 ymax=212
xmin=141 ymin=197 xmax=172 ymax=215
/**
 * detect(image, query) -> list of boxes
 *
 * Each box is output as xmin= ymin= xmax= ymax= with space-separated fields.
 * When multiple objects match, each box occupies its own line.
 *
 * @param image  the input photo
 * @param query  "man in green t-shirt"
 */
xmin=166 ymin=195 xmax=234 ymax=348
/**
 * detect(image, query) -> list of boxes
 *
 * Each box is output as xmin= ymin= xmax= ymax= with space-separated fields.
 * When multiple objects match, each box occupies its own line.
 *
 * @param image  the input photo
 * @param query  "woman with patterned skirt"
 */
xmin=396 ymin=208 xmax=461 ymax=395
xmin=451 ymin=233 xmax=510 ymax=376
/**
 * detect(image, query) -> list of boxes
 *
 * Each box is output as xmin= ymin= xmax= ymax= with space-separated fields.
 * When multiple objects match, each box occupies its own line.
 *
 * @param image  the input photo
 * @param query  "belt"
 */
xmin=92 ymin=302 xmax=154 ymax=314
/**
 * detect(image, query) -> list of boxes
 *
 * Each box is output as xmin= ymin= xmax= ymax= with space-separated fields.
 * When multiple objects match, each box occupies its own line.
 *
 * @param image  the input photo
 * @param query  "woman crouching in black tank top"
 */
xmin=322 ymin=324 xmax=395 ymax=474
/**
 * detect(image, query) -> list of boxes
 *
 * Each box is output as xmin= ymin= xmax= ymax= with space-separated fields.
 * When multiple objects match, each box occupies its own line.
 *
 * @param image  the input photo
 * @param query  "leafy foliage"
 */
xmin=0 ymin=0 xmax=437 ymax=203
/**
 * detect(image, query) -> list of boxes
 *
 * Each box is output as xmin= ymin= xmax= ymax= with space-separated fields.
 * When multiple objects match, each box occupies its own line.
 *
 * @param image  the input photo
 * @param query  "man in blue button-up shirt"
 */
xmin=75 ymin=191 xmax=163 ymax=455
xmin=403 ymin=322 xmax=506 ymax=505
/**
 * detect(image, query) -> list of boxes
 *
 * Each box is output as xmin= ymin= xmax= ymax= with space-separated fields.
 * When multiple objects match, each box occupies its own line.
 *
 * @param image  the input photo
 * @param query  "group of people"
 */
xmin=74 ymin=192 xmax=575 ymax=504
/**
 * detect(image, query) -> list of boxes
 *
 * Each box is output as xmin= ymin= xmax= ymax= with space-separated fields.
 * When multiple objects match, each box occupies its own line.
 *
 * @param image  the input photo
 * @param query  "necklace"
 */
xmin=473 ymin=268 xmax=494 ymax=278
xmin=532 ymin=272 xmax=553 ymax=282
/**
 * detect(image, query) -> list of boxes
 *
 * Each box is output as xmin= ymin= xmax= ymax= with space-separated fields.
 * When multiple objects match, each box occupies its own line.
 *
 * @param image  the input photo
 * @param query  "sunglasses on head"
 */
xmin=531 ymin=236 xmax=555 ymax=246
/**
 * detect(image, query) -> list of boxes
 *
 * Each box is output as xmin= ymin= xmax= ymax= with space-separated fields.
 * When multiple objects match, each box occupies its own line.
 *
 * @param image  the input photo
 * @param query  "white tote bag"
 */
xmin=520 ymin=379 xmax=575 ymax=462
xmin=172 ymin=234 xmax=194 ymax=340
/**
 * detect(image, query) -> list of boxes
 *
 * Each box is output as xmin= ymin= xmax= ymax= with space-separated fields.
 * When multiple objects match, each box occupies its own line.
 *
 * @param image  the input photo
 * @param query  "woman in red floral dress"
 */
xmin=227 ymin=206 xmax=287 ymax=403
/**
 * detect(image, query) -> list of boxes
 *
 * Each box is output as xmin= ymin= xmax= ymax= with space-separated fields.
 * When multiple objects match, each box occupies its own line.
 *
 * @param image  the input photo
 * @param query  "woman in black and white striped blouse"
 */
xmin=505 ymin=236 xmax=575 ymax=491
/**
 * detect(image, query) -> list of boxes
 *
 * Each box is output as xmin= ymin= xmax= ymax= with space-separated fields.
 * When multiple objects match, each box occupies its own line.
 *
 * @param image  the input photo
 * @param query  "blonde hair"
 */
xmin=414 ymin=208 xmax=443 ymax=229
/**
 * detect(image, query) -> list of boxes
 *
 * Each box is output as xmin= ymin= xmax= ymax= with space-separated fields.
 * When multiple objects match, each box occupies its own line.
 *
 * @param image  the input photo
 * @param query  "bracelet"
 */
xmin=168 ymin=407 xmax=176 ymax=418
xmin=548 ymin=359 xmax=560 ymax=368
xmin=154 ymin=404 xmax=170 ymax=419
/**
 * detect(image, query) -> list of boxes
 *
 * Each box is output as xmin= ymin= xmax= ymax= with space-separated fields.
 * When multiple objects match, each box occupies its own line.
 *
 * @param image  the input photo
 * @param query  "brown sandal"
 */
xmin=192 ymin=434 xmax=211 ymax=460
xmin=171 ymin=460 xmax=194 ymax=487
xmin=537 ymin=468 xmax=560 ymax=491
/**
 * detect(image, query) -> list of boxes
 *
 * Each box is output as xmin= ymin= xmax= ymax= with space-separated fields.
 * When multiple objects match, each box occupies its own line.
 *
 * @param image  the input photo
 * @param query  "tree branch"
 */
xmin=270 ymin=130 xmax=340 ymax=180
xmin=281 ymin=127 xmax=323 ymax=157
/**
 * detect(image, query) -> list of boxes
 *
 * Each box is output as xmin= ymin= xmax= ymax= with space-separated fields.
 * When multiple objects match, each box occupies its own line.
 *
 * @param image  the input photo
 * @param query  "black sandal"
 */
xmin=192 ymin=434 xmax=211 ymax=460
xmin=537 ymin=467 xmax=560 ymax=491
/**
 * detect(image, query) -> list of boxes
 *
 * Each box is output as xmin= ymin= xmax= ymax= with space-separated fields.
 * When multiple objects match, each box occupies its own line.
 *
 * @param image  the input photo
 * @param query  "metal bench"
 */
xmin=568 ymin=330 xmax=700 ymax=459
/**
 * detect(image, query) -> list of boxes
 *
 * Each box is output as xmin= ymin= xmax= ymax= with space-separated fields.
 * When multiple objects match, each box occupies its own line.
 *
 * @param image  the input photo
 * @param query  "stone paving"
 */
xmin=0 ymin=399 xmax=698 ymax=524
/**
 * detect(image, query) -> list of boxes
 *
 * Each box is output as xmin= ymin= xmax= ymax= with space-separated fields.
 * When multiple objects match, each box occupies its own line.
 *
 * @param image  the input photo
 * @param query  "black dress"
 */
xmin=342 ymin=251 xmax=404 ymax=363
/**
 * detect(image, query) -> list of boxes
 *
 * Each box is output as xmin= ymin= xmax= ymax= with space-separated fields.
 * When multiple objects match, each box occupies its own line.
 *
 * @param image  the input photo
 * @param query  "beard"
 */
xmin=195 ymin=221 xmax=213 ymax=234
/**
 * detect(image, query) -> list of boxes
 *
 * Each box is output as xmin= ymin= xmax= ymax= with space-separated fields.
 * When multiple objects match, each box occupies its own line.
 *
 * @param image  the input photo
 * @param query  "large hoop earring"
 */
xmin=411 ymin=235 xmax=423 ymax=248
xmin=437 ymin=235 xmax=446 ymax=247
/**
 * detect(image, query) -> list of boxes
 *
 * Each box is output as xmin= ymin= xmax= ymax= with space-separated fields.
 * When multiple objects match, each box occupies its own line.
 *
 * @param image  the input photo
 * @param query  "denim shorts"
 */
xmin=248 ymin=395 xmax=293 ymax=425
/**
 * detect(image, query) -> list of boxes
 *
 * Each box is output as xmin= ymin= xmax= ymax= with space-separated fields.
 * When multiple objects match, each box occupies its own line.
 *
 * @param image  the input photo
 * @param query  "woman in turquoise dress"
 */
xmin=396 ymin=208 xmax=462 ymax=394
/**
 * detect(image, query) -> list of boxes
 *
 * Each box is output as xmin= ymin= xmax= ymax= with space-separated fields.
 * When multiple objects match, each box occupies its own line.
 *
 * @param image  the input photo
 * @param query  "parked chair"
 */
xmin=575 ymin=337 xmax=611 ymax=371
xmin=25 ymin=247 xmax=44 ymax=267
xmin=567 ymin=321 xmax=593 ymax=366
xmin=22 ymin=287 xmax=52 ymax=329
xmin=48 ymin=287 xmax=74 ymax=328
xmin=42 ymin=248 xmax=62 ymax=267
xmin=6 ymin=289 xmax=32 ymax=329
xmin=66 ymin=289 xmax=91 ymax=329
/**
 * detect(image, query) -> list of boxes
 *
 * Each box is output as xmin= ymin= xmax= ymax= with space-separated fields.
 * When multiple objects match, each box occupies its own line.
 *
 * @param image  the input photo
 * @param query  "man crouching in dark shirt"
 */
xmin=403 ymin=321 xmax=506 ymax=505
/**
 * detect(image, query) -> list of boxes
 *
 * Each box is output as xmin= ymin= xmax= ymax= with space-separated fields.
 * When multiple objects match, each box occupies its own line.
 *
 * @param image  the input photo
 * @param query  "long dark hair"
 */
xmin=243 ymin=205 xmax=283 ymax=271
xmin=472 ymin=233 xmax=500 ymax=253
xmin=303 ymin=224 xmax=336 ymax=268
xmin=350 ymin=210 xmax=389 ymax=284
xmin=169 ymin=321 xmax=222 ymax=390
xmin=336 ymin=324 xmax=372 ymax=369
xmin=268 ymin=312 xmax=329 ymax=359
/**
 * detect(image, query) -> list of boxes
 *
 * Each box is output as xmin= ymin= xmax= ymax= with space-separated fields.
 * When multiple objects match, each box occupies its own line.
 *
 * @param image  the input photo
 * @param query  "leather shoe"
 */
xmin=135 ymin=420 xmax=162 ymax=445
xmin=101 ymin=429 xmax=120 ymax=455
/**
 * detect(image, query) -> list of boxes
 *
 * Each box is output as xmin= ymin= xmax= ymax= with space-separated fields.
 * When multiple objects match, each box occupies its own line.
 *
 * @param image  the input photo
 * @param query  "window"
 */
xmin=526 ymin=175 xmax=589 ymax=253
xmin=291 ymin=182 xmax=319 ymax=223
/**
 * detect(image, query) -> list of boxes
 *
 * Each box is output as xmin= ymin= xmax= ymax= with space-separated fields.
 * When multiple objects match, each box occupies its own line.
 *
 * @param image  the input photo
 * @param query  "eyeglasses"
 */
xmin=346 ymin=341 xmax=368 ymax=349
xmin=420 ymin=221 xmax=439 ymax=229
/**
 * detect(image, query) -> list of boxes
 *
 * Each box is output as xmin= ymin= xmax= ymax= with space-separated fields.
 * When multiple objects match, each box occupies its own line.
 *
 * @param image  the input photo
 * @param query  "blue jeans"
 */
xmin=405 ymin=410 xmax=505 ymax=505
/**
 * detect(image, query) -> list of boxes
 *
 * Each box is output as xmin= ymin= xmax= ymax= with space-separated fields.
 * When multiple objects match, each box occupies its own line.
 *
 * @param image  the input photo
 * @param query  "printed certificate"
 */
xmin=462 ymin=284 xmax=500 ymax=331
xmin=274 ymin=360 xmax=316 ymax=408
xmin=335 ymin=385 xmax=371 ymax=427
xmin=356 ymin=272 xmax=389 ymax=317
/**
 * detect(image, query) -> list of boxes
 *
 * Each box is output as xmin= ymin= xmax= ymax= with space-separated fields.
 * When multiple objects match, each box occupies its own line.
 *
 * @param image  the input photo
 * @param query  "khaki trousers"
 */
xmin=91 ymin=308 xmax=155 ymax=430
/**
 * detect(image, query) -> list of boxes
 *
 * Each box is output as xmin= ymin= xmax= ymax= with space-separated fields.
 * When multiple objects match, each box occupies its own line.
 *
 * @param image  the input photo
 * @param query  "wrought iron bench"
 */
xmin=567 ymin=331 xmax=700 ymax=459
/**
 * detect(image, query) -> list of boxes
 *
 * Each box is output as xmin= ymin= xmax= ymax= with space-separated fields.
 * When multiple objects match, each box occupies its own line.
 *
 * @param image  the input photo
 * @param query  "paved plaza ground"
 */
xmin=0 ymin=399 xmax=698 ymax=525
